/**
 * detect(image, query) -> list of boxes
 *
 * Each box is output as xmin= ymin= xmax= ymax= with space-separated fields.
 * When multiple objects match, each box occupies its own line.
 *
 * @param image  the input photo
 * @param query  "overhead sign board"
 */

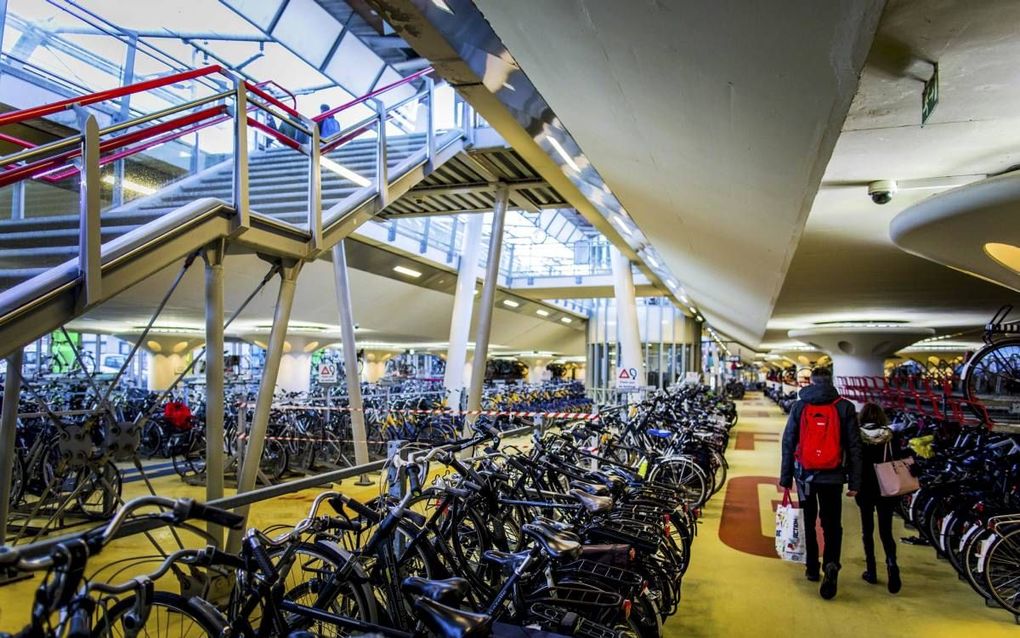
xmin=616 ymin=366 xmax=640 ymax=391
xmin=921 ymin=63 xmax=939 ymax=125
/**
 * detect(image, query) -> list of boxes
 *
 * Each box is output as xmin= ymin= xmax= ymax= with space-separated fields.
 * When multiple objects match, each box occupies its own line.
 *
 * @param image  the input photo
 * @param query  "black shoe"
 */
xmin=862 ymin=569 xmax=878 ymax=584
xmin=820 ymin=563 xmax=839 ymax=600
xmin=805 ymin=565 xmax=820 ymax=582
xmin=887 ymin=562 xmax=901 ymax=594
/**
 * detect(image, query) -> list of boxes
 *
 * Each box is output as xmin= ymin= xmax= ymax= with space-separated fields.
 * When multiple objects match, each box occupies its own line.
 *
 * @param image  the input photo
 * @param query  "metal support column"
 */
xmin=611 ymin=248 xmax=643 ymax=394
xmin=203 ymin=241 xmax=226 ymax=546
xmin=11 ymin=181 xmax=24 ymax=220
xmin=465 ymin=186 xmax=509 ymax=431
xmin=227 ymin=261 xmax=302 ymax=552
xmin=443 ymin=214 xmax=484 ymax=410
xmin=331 ymin=242 xmax=370 ymax=479
xmin=78 ymin=114 xmax=101 ymax=306
xmin=0 ymin=349 xmax=23 ymax=546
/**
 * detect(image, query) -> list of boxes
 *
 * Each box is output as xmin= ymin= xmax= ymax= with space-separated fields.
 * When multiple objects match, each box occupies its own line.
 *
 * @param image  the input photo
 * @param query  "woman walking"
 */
xmin=856 ymin=402 xmax=901 ymax=593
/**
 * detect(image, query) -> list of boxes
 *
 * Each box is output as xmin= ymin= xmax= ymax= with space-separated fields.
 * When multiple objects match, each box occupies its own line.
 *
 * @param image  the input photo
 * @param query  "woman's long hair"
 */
xmin=858 ymin=402 xmax=888 ymax=427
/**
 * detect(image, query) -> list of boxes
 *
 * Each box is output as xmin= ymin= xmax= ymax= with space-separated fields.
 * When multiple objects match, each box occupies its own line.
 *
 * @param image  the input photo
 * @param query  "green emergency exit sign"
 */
xmin=922 ymin=63 xmax=939 ymax=125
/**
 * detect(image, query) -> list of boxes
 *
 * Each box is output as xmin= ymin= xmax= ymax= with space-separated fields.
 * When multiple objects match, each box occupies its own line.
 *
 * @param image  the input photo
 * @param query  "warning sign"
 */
xmin=318 ymin=362 xmax=339 ymax=385
xmin=616 ymin=366 xmax=640 ymax=391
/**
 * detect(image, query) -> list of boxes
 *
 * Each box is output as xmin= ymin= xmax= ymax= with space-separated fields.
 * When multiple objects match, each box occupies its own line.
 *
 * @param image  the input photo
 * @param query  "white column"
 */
xmin=611 ymin=248 xmax=643 ymax=390
xmin=332 ymin=241 xmax=370 ymax=469
xmin=444 ymin=213 xmax=484 ymax=409
xmin=466 ymin=186 xmax=509 ymax=430
xmin=141 ymin=336 xmax=203 ymax=391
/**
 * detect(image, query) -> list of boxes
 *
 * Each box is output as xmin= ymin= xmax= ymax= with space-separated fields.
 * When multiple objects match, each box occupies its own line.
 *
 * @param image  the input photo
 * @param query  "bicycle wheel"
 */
xmin=137 ymin=422 xmax=163 ymax=458
xmin=274 ymin=542 xmax=377 ymax=638
xmin=93 ymin=591 xmax=224 ymax=638
xmin=962 ymin=338 xmax=1020 ymax=427
xmin=647 ymin=457 xmax=708 ymax=507
xmin=260 ymin=439 xmax=289 ymax=481
xmin=984 ymin=526 xmax=1020 ymax=615
xmin=76 ymin=462 xmax=122 ymax=520
xmin=9 ymin=451 xmax=23 ymax=507
xmin=172 ymin=430 xmax=207 ymax=480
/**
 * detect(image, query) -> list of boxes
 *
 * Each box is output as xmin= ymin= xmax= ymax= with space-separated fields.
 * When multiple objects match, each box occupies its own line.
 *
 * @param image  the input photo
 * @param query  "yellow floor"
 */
xmin=669 ymin=393 xmax=1018 ymax=637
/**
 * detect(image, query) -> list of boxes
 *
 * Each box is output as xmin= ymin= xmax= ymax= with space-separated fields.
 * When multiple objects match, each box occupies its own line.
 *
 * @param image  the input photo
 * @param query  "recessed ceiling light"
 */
xmin=321 ymin=157 xmax=371 ymax=187
xmin=679 ymin=295 xmax=690 ymax=304
xmin=688 ymin=307 xmax=697 ymax=314
xmin=536 ymin=309 xmax=550 ymax=317
xmin=984 ymin=242 xmax=1020 ymax=274
xmin=560 ymin=317 xmax=573 ymax=324
xmin=502 ymin=299 xmax=520 ymax=308
xmin=612 ymin=215 xmax=633 ymax=237
xmin=546 ymin=136 xmax=580 ymax=171
xmin=393 ymin=265 xmax=422 ymax=278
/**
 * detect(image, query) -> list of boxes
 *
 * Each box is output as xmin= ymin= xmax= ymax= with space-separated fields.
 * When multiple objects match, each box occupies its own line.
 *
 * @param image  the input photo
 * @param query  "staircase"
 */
xmin=0 ymin=134 xmax=428 ymax=291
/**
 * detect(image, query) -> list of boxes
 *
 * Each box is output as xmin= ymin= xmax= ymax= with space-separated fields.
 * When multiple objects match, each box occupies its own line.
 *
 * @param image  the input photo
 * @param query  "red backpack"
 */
xmin=796 ymin=400 xmax=842 ymax=470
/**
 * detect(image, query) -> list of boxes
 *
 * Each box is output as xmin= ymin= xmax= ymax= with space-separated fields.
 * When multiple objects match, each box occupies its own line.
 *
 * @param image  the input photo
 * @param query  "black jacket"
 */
xmin=779 ymin=384 xmax=863 ymax=492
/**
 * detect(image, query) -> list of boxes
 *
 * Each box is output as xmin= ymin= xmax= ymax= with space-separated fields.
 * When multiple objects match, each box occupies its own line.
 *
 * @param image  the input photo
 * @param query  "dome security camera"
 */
xmin=867 ymin=180 xmax=897 ymax=205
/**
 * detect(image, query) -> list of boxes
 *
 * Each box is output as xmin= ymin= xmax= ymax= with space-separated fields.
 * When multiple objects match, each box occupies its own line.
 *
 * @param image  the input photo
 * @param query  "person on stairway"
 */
xmin=855 ymin=402 xmax=902 ymax=594
xmin=319 ymin=104 xmax=341 ymax=138
xmin=779 ymin=367 xmax=863 ymax=600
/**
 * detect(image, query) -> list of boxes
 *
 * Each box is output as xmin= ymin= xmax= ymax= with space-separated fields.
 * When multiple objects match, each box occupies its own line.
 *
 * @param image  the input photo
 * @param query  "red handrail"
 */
xmin=0 ymin=132 xmax=35 ymax=149
xmin=0 ymin=105 xmax=227 ymax=188
xmin=314 ymin=66 xmax=433 ymax=122
xmin=245 ymin=81 xmax=303 ymax=121
xmin=0 ymin=65 xmax=224 ymax=129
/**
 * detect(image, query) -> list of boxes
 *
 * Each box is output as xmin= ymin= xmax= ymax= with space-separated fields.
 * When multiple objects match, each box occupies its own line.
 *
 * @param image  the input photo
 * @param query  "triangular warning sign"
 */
xmin=619 ymin=368 xmax=631 ymax=380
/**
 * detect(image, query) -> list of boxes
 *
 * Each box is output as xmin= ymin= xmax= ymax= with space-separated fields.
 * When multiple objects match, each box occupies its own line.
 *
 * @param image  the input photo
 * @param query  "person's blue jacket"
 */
xmin=319 ymin=115 xmax=341 ymax=138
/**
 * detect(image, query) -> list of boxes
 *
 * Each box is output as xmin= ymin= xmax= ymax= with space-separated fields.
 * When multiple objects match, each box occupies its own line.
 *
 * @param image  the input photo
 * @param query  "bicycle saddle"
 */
xmin=569 ymin=480 xmax=611 ymax=497
xmin=648 ymin=428 xmax=673 ymax=439
xmin=402 ymin=576 xmax=470 ymax=606
xmin=568 ymin=488 xmax=614 ymax=515
xmin=586 ymin=470 xmax=627 ymax=492
xmin=521 ymin=522 xmax=582 ymax=561
xmin=482 ymin=549 xmax=531 ymax=568
xmin=413 ymin=596 xmax=491 ymax=638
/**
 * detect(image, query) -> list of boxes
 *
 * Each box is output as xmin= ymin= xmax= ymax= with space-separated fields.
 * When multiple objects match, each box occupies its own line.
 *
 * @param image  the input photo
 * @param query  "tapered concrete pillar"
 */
xmin=445 ymin=214 xmax=484 ymax=410
xmin=789 ymin=326 xmax=935 ymax=383
xmin=611 ymin=248 xmax=643 ymax=390
xmin=137 ymin=335 xmax=204 ymax=390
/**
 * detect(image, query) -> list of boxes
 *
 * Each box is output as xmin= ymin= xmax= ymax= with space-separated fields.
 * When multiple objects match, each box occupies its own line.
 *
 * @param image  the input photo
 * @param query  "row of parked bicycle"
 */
xmin=3 ymin=380 xmax=591 ymax=531
xmin=0 ymin=385 xmax=736 ymax=638
xmin=890 ymin=411 xmax=1020 ymax=621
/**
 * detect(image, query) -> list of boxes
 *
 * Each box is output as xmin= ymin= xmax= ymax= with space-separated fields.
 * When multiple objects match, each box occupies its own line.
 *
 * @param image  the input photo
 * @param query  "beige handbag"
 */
xmin=874 ymin=442 xmax=919 ymax=497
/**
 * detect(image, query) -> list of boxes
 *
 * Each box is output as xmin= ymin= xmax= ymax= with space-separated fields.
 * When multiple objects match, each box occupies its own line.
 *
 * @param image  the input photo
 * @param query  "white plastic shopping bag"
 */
xmin=775 ymin=488 xmax=806 ymax=563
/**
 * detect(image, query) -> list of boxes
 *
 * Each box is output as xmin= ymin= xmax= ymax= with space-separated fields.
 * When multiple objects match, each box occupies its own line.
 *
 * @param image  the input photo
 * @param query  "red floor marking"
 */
xmin=735 ymin=431 xmax=781 ymax=450
xmin=719 ymin=476 xmax=824 ymax=559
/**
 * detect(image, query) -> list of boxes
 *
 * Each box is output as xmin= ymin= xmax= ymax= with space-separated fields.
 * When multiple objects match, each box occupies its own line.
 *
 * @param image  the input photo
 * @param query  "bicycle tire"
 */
xmin=984 ymin=525 xmax=1020 ymax=615
xmin=961 ymin=337 xmax=1020 ymax=427
xmin=93 ymin=591 xmax=224 ymax=638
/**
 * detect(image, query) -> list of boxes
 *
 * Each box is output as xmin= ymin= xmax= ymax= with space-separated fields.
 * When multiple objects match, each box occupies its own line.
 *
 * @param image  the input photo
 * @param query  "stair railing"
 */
xmin=0 ymin=63 xmax=473 ymax=300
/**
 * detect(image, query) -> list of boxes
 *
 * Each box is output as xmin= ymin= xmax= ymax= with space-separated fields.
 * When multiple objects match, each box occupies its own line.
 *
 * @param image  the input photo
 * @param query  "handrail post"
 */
xmin=308 ymin=121 xmax=323 ymax=249
xmin=78 ymin=113 xmax=101 ymax=306
xmin=460 ymin=97 xmax=475 ymax=146
xmin=233 ymin=78 xmax=250 ymax=230
xmin=11 ymin=181 xmax=24 ymax=220
xmin=374 ymin=98 xmax=388 ymax=208
xmin=425 ymin=77 xmax=435 ymax=169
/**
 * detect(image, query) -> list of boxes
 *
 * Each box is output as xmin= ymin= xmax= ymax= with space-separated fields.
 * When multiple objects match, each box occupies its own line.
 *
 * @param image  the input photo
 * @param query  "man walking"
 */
xmin=779 ymin=367 xmax=863 ymax=600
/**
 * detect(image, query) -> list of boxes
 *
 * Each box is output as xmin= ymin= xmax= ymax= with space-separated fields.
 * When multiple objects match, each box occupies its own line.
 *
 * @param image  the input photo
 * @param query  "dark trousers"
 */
xmin=856 ymin=492 xmax=897 ymax=565
xmin=797 ymin=482 xmax=843 ymax=570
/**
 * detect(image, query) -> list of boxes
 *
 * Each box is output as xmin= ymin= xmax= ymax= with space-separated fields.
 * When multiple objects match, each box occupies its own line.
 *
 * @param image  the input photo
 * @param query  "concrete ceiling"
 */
xmin=70 ymin=253 xmax=586 ymax=355
xmin=472 ymin=0 xmax=883 ymax=346
xmin=766 ymin=0 xmax=1020 ymax=349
